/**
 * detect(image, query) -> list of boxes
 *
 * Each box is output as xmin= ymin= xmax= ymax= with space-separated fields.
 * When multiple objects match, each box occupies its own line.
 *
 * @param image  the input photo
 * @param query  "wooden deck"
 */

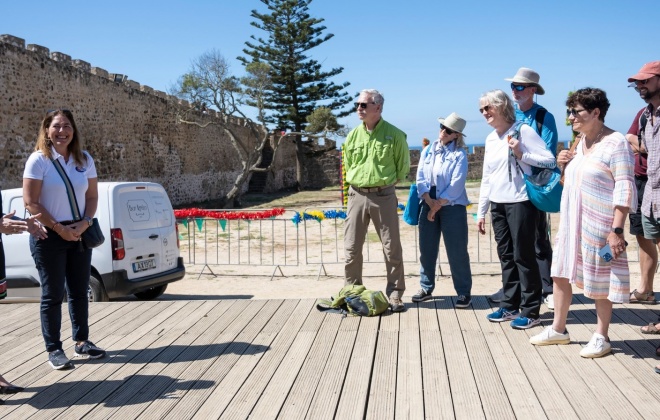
xmin=1 ymin=295 xmax=660 ymax=419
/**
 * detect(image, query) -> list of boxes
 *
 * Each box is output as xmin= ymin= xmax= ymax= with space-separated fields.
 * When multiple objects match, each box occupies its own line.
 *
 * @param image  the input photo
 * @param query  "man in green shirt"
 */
xmin=343 ymin=89 xmax=410 ymax=312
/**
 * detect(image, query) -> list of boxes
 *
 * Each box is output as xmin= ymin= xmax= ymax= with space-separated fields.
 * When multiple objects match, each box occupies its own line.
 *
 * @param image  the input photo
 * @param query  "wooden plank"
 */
xmin=569 ymin=294 xmax=660 ymax=418
xmin=3 ymin=296 xmax=658 ymax=419
xmin=365 ymin=310 xmax=399 ymax=420
xmin=496 ymin=298 xmax=580 ymax=419
xmin=222 ymin=298 xmax=324 ymax=419
xmin=46 ymin=300 xmax=248 ymax=420
xmin=473 ymin=297 xmax=550 ymax=419
xmin=108 ymin=300 xmax=283 ymax=420
xmin=556 ymin=296 xmax=648 ymax=418
xmin=184 ymin=299 xmax=317 ymax=420
xmin=159 ymin=300 xmax=309 ymax=419
xmin=88 ymin=300 xmax=269 ymax=419
xmin=333 ymin=315 xmax=379 ymax=419
xmin=0 ymin=303 xmax=40 ymax=336
xmin=5 ymin=301 xmax=204 ymax=420
xmin=4 ymin=301 xmax=148 ymax=391
xmin=417 ymin=298 xmax=453 ymax=419
xmin=435 ymin=297 xmax=484 ymax=420
xmin=3 ymin=301 xmax=137 ymax=377
xmin=395 ymin=299 xmax=424 ymax=419
xmin=155 ymin=299 xmax=304 ymax=420
xmin=305 ymin=315 xmax=361 ymax=420
xmin=260 ymin=310 xmax=344 ymax=419
xmin=454 ymin=297 xmax=516 ymax=419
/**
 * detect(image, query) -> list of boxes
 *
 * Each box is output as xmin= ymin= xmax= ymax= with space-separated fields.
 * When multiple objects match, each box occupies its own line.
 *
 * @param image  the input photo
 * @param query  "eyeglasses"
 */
xmin=479 ymin=105 xmax=491 ymax=114
xmin=510 ymin=83 xmax=529 ymax=92
xmin=566 ymin=108 xmax=587 ymax=118
xmin=354 ymin=102 xmax=375 ymax=109
xmin=440 ymin=125 xmax=456 ymax=135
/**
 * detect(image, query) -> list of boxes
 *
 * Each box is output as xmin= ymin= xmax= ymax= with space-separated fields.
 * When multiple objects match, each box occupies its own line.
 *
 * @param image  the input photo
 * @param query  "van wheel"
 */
xmin=134 ymin=284 xmax=168 ymax=300
xmin=89 ymin=275 xmax=109 ymax=302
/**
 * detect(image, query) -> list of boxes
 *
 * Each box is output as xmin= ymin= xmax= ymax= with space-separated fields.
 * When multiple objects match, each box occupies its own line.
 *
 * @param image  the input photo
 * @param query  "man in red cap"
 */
xmin=627 ymin=62 xmax=660 ymax=369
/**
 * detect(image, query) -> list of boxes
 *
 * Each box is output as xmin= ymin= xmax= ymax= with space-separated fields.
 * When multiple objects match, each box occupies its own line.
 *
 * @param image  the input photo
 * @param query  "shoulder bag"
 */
xmin=510 ymin=123 xmax=563 ymax=213
xmin=403 ymin=145 xmax=433 ymax=226
xmin=51 ymin=158 xmax=105 ymax=248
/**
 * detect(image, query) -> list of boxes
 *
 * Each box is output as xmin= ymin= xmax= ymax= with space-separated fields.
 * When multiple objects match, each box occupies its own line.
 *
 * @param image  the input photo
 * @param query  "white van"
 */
xmin=1 ymin=182 xmax=185 ymax=302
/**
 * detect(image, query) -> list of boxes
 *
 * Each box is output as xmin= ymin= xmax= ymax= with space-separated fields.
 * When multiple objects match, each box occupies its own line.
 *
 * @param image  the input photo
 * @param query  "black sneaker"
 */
xmin=455 ymin=295 xmax=471 ymax=308
xmin=74 ymin=341 xmax=106 ymax=359
xmin=48 ymin=349 xmax=74 ymax=370
xmin=487 ymin=288 xmax=504 ymax=303
xmin=412 ymin=289 xmax=433 ymax=302
xmin=389 ymin=297 xmax=405 ymax=313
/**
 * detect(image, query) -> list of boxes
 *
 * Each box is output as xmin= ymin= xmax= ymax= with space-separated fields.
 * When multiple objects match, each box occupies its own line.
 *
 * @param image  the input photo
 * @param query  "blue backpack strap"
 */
xmin=535 ymin=106 xmax=547 ymax=136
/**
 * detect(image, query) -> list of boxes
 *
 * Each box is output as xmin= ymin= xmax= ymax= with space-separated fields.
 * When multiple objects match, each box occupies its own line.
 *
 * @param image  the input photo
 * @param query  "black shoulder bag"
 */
xmin=51 ymin=158 xmax=105 ymax=249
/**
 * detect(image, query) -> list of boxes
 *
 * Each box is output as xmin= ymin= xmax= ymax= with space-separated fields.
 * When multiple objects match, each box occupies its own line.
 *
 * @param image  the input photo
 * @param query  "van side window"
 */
xmin=9 ymin=197 xmax=28 ymax=218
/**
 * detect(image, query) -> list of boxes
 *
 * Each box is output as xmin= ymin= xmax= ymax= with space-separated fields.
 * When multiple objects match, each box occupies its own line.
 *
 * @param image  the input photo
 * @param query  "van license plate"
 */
xmin=133 ymin=259 xmax=156 ymax=273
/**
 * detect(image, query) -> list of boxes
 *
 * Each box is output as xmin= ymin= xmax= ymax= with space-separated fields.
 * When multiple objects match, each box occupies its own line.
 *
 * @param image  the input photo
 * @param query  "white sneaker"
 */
xmin=530 ymin=326 xmax=570 ymax=346
xmin=579 ymin=333 xmax=611 ymax=358
xmin=543 ymin=294 xmax=555 ymax=310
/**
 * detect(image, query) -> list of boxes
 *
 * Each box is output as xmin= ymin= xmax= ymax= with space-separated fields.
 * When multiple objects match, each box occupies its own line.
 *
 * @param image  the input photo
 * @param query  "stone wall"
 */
xmin=0 ymin=34 xmax=298 ymax=205
xmin=1 ymin=34 xmax=521 ymax=202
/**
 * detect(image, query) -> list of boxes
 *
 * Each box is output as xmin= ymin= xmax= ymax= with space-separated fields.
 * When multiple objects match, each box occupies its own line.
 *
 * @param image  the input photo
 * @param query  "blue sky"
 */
xmin=3 ymin=0 xmax=653 ymax=147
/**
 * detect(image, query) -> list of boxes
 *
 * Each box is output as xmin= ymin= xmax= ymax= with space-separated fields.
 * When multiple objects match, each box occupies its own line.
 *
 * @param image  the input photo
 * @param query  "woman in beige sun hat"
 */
xmin=412 ymin=112 xmax=473 ymax=308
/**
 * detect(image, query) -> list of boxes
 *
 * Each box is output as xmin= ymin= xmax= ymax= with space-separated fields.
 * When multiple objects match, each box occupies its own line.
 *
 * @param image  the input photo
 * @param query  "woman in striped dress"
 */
xmin=530 ymin=88 xmax=636 ymax=358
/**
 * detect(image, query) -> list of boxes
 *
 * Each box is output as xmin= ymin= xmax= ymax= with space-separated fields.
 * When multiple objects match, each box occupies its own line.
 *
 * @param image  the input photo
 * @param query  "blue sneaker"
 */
xmin=486 ymin=308 xmax=519 ymax=322
xmin=510 ymin=316 xmax=541 ymax=330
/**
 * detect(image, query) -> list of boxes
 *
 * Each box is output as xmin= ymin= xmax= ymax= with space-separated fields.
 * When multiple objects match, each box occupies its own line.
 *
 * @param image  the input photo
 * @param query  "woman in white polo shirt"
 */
xmin=23 ymin=109 xmax=106 ymax=370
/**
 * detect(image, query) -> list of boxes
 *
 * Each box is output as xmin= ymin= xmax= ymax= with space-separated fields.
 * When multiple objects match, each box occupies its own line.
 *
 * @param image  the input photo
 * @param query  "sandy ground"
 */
xmin=151 ymin=184 xmax=643 ymax=302
xmin=162 ymin=263 xmax=515 ymax=301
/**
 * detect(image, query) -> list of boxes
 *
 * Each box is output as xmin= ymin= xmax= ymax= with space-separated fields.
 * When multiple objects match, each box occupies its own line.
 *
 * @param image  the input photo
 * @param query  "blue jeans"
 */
xmin=30 ymin=232 xmax=92 ymax=352
xmin=419 ymin=202 xmax=472 ymax=296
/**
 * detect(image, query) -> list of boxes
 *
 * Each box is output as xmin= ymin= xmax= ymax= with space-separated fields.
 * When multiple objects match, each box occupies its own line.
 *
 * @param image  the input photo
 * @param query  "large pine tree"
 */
xmin=239 ymin=0 xmax=352 ymax=188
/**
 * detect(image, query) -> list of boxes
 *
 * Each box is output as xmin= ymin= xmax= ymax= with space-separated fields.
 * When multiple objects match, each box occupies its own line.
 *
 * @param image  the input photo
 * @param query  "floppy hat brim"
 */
xmin=438 ymin=117 xmax=467 ymax=137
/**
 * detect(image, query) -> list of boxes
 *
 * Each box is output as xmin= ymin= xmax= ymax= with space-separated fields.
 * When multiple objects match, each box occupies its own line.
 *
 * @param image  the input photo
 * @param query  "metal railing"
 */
xmin=178 ymin=209 xmax=640 ymax=278
xmin=178 ymin=210 xmax=299 ymax=278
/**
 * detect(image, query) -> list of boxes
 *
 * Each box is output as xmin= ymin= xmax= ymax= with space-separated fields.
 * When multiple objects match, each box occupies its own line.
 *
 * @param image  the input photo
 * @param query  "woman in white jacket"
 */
xmin=476 ymin=90 xmax=555 ymax=330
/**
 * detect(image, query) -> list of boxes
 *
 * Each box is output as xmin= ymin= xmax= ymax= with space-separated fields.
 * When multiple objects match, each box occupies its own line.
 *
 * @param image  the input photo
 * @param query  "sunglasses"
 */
xmin=479 ymin=105 xmax=491 ymax=114
xmin=440 ymin=125 xmax=456 ymax=135
xmin=510 ymin=83 xmax=529 ymax=92
xmin=566 ymin=108 xmax=587 ymax=118
xmin=354 ymin=102 xmax=375 ymax=109
xmin=636 ymin=77 xmax=656 ymax=85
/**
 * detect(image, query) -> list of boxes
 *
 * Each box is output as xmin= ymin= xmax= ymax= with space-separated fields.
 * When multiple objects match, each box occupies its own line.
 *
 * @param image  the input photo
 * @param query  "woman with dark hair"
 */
xmin=476 ymin=90 xmax=555 ymax=330
xmin=530 ymin=88 xmax=636 ymax=358
xmin=23 ymin=109 xmax=106 ymax=370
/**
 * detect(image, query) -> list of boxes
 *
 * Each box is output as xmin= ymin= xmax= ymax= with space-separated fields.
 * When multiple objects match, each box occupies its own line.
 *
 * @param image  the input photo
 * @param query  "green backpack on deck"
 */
xmin=317 ymin=284 xmax=390 ymax=317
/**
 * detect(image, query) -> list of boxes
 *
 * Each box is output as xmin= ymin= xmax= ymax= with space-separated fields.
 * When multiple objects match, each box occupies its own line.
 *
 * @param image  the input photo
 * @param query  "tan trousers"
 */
xmin=344 ymin=185 xmax=405 ymax=298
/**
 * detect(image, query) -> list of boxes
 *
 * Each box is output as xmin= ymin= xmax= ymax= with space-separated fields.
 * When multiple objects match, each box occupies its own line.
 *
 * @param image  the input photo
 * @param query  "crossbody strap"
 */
xmin=51 ymin=158 xmax=82 ymax=221
xmin=507 ymin=122 xmax=524 ymax=182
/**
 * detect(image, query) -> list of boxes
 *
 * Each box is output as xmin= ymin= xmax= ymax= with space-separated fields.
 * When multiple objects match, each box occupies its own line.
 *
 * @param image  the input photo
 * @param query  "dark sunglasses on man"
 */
xmin=510 ymin=83 xmax=530 ymax=92
xmin=354 ymin=102 xmax=375 ymax=109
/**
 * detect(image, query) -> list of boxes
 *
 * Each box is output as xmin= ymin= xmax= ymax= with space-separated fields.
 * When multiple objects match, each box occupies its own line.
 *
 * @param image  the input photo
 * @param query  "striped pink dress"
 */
xmin=551 ymin=132 xmax=636 ymax=302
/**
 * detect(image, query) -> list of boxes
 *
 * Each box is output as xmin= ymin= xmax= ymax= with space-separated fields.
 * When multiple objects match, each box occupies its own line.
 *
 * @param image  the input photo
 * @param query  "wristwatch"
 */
xmin=83 ymin=216 xmax=93 ymax=227
xmin=612 ymin=227 xmax=623 ymax=234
